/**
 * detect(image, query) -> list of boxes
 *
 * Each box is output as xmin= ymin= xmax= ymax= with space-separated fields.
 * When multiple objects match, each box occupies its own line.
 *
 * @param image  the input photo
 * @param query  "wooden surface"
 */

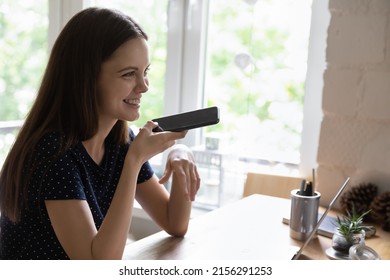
xmin=123 ymin=194 xmax=390 ymax=260
xmin=243 ymin=172 xmax=303 ymax=199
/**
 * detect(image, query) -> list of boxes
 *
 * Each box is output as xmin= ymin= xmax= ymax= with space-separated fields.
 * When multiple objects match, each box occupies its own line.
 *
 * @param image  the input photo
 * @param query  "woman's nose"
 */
xmin=135 ymin=76 xmax=149 ymax=93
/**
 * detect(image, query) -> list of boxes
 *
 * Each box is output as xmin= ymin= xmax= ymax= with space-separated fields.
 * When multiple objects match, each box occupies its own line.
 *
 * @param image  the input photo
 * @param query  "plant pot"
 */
xmin=331 ymin=229 xmax=365 ymax=255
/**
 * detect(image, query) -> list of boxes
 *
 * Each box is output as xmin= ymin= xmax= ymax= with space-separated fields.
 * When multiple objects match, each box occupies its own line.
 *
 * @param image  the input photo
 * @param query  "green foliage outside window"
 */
xmin=0 ymin=0 xmax=48 ymax=121
xmin=204 ymin=0 xmax=310 ymax=162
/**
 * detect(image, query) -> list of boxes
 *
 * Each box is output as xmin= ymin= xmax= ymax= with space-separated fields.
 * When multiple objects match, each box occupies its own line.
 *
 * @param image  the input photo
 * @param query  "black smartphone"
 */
xmin=152 ymin=106 xmax=220 ymax=132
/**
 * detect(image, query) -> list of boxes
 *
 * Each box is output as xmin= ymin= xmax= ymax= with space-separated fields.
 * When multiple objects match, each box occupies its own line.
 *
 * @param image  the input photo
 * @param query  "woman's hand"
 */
xmin=128 ymin=121 xmax=187 ymax=165
xmin=159 ymin=144 xmax=201 ymax=201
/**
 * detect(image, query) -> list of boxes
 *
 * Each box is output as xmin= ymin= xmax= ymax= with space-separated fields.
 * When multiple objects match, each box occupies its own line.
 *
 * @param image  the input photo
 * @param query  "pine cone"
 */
xmin=339 ymin=182 xmax=378 ymax=221
xmin=383 ymin=219 xmax=390 ymax=232
xmin=370 ymin=192 xmax=390 ymax=231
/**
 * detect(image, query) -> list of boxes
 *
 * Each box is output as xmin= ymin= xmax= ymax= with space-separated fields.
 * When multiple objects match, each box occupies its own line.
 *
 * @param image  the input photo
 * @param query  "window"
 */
xmin=203 ymin=0 xmax=312 ymax=165
xmin=177 ymin=0 xmax=313 ymax=205
xmin=0 ymin=0 xmax=48 ymax=165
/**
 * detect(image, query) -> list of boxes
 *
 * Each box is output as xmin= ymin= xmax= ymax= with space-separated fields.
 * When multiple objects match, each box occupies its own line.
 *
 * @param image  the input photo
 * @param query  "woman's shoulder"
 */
xmin=35 ymin=131 xmax=66 ymax=152
xmin=32 ymin=131 xmax=76 ymax=163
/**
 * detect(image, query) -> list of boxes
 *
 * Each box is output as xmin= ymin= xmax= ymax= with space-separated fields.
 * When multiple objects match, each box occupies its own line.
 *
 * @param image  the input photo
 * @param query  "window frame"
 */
xmin=164 ymin=0 xmax=210 ymax=148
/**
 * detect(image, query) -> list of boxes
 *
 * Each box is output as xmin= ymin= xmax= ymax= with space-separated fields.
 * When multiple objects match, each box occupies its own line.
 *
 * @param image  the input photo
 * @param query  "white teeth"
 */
xmin=123 ymin=99 xmax=140 ymax=105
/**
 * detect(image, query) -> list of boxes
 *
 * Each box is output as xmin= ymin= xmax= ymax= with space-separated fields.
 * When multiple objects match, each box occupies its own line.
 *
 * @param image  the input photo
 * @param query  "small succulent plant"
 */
xmin=335 ymin=207 xmax=373 ymax=240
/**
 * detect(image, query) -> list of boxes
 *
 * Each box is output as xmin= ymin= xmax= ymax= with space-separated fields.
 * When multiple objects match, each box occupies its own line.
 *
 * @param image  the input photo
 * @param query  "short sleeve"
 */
xmin=137 ymin=161 xmax=154 ymax=184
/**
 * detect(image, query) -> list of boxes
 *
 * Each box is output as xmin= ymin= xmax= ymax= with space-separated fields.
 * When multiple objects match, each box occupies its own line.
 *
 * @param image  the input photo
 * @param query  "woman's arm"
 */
xmin=136 ymin=144 xmax=200 ymax=237
xmin=45 ymin=156 xmax=140 ymax=259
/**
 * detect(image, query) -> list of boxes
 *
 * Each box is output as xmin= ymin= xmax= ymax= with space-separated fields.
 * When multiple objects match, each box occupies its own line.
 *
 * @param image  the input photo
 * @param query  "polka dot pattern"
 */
xmin=0 ymin=129 xmax=153 ymax=259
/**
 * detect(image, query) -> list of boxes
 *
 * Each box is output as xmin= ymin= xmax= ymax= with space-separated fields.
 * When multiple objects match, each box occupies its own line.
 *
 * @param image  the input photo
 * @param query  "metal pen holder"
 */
xmin=289 ymin=189 xmax=321 ymax=241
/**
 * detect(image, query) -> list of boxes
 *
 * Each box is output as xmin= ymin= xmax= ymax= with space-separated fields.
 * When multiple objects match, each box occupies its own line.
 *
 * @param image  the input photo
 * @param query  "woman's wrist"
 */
xmin=124 ymin=147 xmax=145 ymax=170
xmin=167 ymin=144 xmax=194 ymax=160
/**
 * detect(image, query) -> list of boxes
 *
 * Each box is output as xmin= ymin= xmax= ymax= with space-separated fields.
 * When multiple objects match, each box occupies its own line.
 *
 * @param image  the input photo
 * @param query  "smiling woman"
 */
xmin=0 ymin=7 xmax=200 ymax=260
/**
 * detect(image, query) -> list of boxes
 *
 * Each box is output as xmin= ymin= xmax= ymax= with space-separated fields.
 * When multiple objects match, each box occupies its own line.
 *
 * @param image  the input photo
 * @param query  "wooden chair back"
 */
xmin=243 ymin=172 xmax=303 ymax=199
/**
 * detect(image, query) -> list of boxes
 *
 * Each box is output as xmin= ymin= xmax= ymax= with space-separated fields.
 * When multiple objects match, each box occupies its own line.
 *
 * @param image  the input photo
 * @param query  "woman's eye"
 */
xmin=144 ymin=67 xmax=150 ymax=77
xmin=122 ymin=71 xmax=136 ymax=78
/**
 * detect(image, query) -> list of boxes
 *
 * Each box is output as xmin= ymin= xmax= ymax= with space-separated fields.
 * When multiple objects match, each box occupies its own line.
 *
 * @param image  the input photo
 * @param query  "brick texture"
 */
xmin=317 ymin=0 xmax=390 ymax=206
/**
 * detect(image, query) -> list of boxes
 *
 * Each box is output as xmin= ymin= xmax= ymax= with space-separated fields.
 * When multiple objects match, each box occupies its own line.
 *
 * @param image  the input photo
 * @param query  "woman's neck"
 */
xmin=82 ymin=135 xmax=106 ymax=166
xmin=82 ymin=120 xmax=114 ymax=165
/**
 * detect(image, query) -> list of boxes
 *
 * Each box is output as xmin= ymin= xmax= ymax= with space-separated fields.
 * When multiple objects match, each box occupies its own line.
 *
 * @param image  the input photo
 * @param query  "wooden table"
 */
xmin=123 ymin=194 xmax=390 ymax=260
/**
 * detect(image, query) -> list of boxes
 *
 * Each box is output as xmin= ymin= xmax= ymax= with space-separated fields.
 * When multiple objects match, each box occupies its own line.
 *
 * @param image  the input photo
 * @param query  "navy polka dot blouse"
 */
xmin=0 ymin=128 xmax=154 ymax=259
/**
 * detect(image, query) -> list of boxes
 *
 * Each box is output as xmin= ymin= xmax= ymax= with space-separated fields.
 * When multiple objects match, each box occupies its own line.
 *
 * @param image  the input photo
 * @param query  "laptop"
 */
xmin=290 ymin=177 xmax=351 ymax=260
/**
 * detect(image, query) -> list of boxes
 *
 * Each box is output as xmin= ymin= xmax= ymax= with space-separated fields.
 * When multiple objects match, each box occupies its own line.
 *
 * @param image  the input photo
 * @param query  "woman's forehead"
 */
xmin=109 ymin=38 xmax=149 ymax=65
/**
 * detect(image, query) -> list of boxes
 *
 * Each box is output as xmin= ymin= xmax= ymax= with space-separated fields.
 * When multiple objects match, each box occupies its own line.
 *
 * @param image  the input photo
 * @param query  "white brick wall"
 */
xmin=317 ymin=0 xmax=390 ymax=206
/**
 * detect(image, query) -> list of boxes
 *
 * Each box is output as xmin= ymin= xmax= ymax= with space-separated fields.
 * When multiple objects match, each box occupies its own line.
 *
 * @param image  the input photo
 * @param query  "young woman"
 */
xmin=0 ymin=7 xmax=200 ymax=260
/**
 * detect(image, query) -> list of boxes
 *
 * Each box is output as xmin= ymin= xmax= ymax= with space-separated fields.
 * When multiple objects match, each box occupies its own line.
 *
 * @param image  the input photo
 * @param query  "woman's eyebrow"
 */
xmin=117 ymin=63 xmax=150 ymax=73
xmin=117 ymin=66 xmax=138 ymax=73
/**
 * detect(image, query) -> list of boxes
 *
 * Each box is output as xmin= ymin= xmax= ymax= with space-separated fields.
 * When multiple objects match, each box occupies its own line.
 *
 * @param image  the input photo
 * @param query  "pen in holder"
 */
xmin=289 ymin=180 xmax=321 ymax=241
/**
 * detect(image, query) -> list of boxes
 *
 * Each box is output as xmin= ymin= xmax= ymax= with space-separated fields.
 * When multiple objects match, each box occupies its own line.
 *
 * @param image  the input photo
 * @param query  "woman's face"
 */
xmin=96 ymin=37 xmax=150 ymax=126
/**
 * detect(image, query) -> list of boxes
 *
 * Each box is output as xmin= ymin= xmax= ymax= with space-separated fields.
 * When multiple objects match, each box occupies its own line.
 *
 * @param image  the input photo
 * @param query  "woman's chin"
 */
xmin=124 ymin=113 xmax=140 ymax=122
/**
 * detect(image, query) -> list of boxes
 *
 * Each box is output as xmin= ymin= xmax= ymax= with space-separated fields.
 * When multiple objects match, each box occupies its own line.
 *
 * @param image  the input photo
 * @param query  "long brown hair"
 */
xmin=0 ymin=7 xmax=148 ymax=222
